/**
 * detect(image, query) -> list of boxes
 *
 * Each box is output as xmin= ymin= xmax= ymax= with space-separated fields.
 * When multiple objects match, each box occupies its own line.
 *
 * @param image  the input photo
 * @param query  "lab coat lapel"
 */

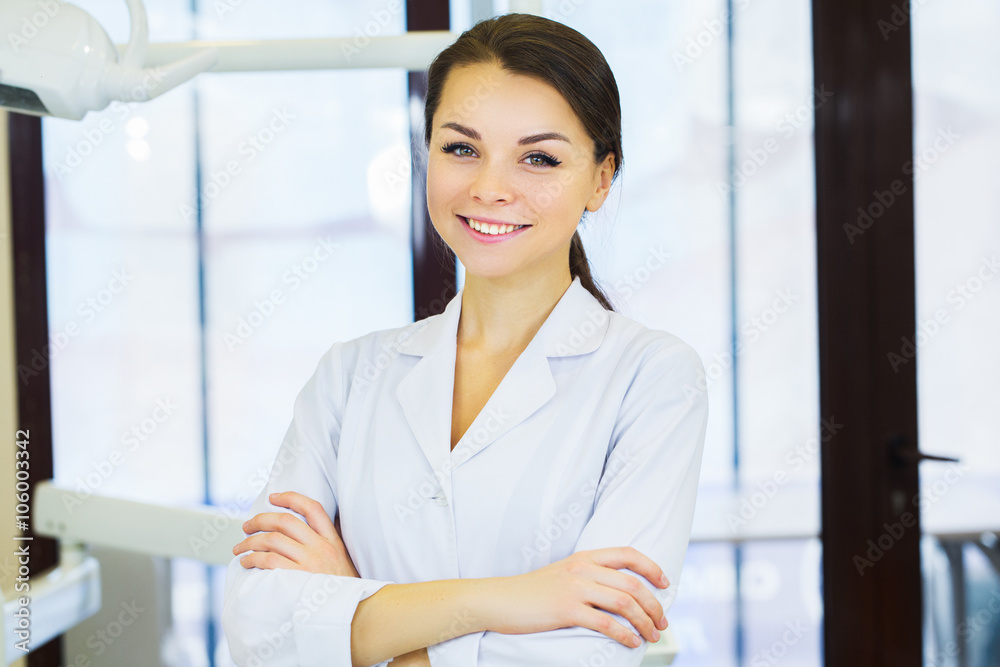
xmin=394 ymin=301 xmax=459 ymax=479
xmin=395 ymin=276 xmax=610 ymax=476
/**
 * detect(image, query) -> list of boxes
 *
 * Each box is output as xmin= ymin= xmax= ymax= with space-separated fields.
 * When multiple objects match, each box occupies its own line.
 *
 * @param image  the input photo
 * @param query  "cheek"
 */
xmin=425 ymin=161 xmax=447 ymax=213
xmin=426 ymin=159 xmax=462 ymax=210
xmin=524 ymin=175 xmax=582 ymax=218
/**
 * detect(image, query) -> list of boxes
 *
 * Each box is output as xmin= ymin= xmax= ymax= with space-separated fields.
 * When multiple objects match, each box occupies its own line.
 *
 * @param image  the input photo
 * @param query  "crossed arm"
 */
xmin=226 ymin=336 xmax=707 ymax=667
xmin=233 ymin=491 xmax=671 ymax=667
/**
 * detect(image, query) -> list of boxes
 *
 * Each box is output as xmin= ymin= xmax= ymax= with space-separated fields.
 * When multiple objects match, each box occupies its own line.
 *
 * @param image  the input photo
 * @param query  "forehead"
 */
xmin=435 ymin=63 xmax=589 ymax=142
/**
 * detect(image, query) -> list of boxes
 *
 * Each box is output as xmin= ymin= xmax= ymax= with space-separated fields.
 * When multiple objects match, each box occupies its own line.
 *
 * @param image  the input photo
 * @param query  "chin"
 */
xmin=457 ymin=260 xmax=521 ymax=282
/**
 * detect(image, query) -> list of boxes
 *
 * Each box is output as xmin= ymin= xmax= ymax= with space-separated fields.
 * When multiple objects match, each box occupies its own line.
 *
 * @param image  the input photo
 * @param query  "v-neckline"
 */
xmin=449 ymin=341 xmax=523 ymax=451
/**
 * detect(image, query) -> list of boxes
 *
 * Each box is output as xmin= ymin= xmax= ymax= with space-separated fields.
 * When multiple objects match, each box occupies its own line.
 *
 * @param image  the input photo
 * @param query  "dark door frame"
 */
xmin=813 ymin=0 xmax=923 ymax=664
xmin=8 ymin=112 xmax=62 ymax=667
xmin=407 ymin=0 xmax=457 ymax=320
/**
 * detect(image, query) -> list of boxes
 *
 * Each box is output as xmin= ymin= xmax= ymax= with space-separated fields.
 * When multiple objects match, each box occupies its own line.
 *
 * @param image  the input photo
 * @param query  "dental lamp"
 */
xmin=0 ymin=0 xmax=218 ymax=120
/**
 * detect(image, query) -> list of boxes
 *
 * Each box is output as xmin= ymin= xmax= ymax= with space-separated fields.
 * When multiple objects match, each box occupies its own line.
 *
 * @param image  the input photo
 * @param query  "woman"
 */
xmin=222 ymin=12 xmax=708 ymax=667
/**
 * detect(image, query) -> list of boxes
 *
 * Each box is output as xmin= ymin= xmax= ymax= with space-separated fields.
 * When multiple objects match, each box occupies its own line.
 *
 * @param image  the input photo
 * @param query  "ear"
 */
xmin=585 ymin=153 xmax=616 ymax=213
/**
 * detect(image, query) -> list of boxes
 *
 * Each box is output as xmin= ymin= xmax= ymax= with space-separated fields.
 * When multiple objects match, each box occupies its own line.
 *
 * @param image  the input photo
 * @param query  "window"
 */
xmin=43 ymin=1 xmax=414 ymax=663
xmin=912 ymin=1 xmax=1000 ymax=664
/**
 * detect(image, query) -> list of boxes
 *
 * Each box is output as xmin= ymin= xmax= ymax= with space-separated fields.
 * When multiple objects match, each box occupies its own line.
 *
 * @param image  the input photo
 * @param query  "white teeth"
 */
xmin=465 ymin=217 xmax=525 ymax=235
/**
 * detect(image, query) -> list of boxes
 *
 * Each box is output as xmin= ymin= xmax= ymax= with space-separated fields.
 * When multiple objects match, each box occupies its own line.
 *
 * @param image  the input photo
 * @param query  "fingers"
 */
xmin=571 ymin=606 xmax=646 ymax=649
xmin=587 ymin=546 xmax=669 ymax=590
xmin=236 ymin=500 xmax=358 ymax=577
xmin=236 ymin=548 xmax=300 ymax=571
xmin=583 ymin=578 xmax=662 ymax=644
xmin=243 ymin=511 xmax=317 ymax=546
xmin=268 ymin=491 xmax=338 ymax=542
xmin=589 ymin=565 xmax=667 ymax=636
xmin=234 ymin=528 xmax=307 ymax=564
xmin=578 ymin=547 xmax=670 ymax=637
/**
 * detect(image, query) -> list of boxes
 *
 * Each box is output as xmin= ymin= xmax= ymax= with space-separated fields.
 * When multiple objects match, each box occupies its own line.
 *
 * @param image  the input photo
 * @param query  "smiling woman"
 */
xmin=423 ymin=14 xmax=623 ymax=312
xmin=221 ymin=12 xmax=708 ymax=667
xmin=426 ymin=63 xmax=615 ymax=296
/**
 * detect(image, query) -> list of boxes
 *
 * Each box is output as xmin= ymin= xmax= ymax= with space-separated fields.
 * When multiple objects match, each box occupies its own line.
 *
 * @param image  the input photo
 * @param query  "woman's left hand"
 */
xmin=233 ymin=491 xmax=360 ymax=577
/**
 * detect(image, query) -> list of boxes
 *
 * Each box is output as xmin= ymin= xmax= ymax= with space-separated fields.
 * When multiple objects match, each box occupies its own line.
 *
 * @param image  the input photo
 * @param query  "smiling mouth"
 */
xmin=460 ymin=216 xmax=530 ymax=236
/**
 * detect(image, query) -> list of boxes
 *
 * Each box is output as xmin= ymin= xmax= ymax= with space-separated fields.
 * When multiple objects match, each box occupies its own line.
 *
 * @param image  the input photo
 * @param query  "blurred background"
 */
xmin=1 ymin=0 xmax=998 ymax=665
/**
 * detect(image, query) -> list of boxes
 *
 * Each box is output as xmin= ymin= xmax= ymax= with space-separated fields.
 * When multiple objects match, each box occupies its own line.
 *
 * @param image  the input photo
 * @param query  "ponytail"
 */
xmin=569 ymin=230 xmax=615 ymax=312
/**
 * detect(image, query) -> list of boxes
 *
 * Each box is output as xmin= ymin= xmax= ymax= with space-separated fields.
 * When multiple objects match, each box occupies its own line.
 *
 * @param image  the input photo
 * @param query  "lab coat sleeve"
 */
xmin=221 ymin=342 xmax=397 ymax=667
xmin=430 ymin=336 xmax=709 ymax=667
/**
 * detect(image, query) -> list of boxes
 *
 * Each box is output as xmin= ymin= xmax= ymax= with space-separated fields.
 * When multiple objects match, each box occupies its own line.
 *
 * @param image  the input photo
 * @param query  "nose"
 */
xmin=469 ymin=159 xmax=512 ymax=204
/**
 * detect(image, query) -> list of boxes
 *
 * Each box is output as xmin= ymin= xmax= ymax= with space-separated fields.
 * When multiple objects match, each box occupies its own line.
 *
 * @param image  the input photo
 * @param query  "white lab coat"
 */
xmin=222 ymin=275 xmax=709 ymax=667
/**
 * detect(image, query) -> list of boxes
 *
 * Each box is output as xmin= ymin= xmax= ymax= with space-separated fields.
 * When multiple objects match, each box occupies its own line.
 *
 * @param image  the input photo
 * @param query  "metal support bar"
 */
xmin=32 ymin=481 xmax=245 ymax=566
xmin=131 ymin=33 xmax=458 ymax=72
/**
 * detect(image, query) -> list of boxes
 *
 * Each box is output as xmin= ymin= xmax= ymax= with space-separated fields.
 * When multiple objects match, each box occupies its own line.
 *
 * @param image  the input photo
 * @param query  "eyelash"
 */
xmin=440 ymin=142 xmax=562 ymax=168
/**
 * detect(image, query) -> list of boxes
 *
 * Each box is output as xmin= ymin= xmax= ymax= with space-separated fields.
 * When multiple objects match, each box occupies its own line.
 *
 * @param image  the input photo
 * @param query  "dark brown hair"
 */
xmin=423 ymin=12 xmax=623 ymax=311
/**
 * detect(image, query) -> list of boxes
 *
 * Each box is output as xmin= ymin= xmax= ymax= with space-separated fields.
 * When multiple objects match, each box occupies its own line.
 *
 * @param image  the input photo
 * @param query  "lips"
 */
xmin=458 ymin=215 xmax=531 ymax=244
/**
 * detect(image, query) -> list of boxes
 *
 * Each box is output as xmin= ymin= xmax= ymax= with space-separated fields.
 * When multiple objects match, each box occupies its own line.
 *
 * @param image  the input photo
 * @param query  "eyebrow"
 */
xmin=439 ymin=122 xmax=571 ymax=145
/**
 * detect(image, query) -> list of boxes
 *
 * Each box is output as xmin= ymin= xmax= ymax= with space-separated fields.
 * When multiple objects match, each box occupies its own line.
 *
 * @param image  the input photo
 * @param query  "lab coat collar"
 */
xmin=394 ymin=275 xmax=611 ymax=475
xmin=399 ymin=275 xmax=610 ymax=358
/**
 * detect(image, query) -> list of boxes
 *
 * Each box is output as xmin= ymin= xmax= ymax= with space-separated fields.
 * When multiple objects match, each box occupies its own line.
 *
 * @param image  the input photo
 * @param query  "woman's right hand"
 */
xmin=484 ymin=547 xmax=670 ymax=648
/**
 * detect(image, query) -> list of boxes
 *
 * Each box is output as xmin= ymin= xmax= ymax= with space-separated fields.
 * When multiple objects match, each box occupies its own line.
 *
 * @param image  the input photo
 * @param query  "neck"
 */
xmin=458 ymin=265 xmax=574 ymax=357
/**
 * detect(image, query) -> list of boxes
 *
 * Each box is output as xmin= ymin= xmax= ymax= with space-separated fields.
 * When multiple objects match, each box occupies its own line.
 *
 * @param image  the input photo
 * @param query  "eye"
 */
xmin=440 ymin=142 xmax=562 ymax=168
xmin=525 ymin=152 xmax=562 ymax=168
xmin=441 ymin=142 xmax=476 ymax=158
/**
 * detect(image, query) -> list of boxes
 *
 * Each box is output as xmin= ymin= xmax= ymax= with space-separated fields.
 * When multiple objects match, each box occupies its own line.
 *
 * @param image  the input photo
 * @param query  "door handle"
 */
xmin=887 ymin=433 xmax=960 ymax=468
